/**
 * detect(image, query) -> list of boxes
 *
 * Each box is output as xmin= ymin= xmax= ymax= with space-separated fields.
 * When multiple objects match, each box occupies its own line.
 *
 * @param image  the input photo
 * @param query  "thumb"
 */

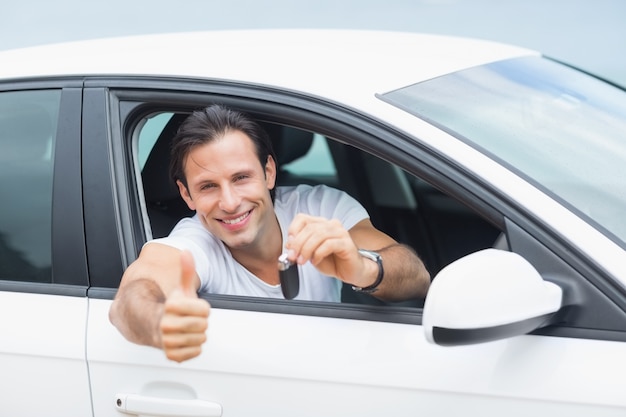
xmin=179 ymin=250 xmax=198 ymax=298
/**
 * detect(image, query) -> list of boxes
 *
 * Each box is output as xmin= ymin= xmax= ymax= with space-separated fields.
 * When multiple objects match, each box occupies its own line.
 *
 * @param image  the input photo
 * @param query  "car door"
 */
xmin=0 ymin=83 xmax=92 ymax=416
xmin=85 ymin=82 xmax=626 ymax=416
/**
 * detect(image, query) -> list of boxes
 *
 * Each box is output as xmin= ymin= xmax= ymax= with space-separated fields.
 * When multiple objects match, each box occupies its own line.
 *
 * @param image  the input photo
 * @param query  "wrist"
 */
xmin=352 ymin=249 xmax=384 ymax=294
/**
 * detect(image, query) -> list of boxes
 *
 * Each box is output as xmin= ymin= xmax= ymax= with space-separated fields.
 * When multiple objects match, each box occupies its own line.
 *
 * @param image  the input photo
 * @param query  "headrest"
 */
xmin=260 ymin=122 xmax=314 ymax=166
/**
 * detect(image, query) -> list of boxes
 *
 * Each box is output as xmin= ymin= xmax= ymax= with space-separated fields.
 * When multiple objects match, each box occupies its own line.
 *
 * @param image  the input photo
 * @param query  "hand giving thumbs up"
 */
xmin=160 ymin=250 xmax=210 ymax=362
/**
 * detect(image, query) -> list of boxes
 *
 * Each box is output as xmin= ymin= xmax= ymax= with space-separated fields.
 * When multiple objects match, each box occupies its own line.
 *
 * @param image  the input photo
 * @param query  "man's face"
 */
xmin=177 ymin=130 xmax=277 ymax=250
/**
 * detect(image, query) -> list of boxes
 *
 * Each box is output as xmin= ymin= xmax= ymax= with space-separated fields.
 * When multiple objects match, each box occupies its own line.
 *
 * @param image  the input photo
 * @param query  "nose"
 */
xmin=218 ymin=183 xmax=241 ymax=212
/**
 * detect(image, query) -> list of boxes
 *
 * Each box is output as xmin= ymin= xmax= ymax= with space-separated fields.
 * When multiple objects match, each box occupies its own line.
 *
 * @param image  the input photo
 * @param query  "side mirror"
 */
xmin=423 ymin=249 xmax=562 ymax=346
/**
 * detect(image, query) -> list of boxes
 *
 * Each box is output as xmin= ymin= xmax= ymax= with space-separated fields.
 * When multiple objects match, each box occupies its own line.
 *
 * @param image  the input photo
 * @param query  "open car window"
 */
xmin=134 ymin=110 xmax=502 ymax=308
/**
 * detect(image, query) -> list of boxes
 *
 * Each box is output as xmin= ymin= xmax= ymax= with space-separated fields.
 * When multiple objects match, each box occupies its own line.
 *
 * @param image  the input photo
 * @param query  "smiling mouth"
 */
xmin=220 ymin=210 xmax=251 ymax=225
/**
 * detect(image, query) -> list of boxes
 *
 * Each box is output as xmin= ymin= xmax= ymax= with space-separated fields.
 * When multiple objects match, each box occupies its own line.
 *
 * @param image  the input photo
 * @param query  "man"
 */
xmin=109 ymin=104 xmax=430 ymax=362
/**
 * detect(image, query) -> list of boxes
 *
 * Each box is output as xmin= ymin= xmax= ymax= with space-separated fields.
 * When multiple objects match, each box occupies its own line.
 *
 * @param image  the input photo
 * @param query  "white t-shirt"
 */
xmin=150 ymin=184 xmax=369 ymax=302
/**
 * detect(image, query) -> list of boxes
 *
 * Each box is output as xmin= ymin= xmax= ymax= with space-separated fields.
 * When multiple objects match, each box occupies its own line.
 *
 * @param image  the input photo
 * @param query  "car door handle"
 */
xmin=115 ymin=393 xmax=222 ymax=417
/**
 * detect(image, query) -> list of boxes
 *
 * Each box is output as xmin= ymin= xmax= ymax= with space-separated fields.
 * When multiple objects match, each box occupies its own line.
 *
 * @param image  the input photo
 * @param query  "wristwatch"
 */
xmin=352 ymin=249 xmax=384 ymax=294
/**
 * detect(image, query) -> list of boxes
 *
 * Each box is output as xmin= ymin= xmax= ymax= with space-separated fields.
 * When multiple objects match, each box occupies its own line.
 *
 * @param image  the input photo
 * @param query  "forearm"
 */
xmin=109 ymin=278 xmax=166 ymax=348
xmin=372 ymin=244 xmax=430 ymax=302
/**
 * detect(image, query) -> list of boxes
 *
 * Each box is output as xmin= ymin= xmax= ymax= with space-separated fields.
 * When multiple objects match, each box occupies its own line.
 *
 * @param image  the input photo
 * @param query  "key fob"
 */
xmin=278 ymin=253 xmax=300 ymax=300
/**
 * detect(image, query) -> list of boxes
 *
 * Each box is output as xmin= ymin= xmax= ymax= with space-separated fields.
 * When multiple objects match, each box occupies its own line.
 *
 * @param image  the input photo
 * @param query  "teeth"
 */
xmin=222 ymin=211 xmax=249 ymax=225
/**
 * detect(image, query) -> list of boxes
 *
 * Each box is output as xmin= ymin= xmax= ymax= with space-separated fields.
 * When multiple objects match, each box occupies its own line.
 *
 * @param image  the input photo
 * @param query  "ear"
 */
xmin=177 ymin=180 xmax=196 ymax=210
xmin=265 ymin=155 xmax=277 ymax=190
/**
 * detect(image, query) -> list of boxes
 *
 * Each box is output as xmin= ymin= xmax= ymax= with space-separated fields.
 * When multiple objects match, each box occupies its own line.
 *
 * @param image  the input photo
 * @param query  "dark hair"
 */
xmin=169 ymin=104 xmax=278 ymax=200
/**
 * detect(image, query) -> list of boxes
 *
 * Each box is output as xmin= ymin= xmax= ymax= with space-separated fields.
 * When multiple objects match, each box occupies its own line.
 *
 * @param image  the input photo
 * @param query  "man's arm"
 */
xmin=348 ymin=219 xmax=430 ymax=301
xmin=109 ymin=243 xmax=210 ymax=362
xmin=286 ymin=215 xmax=430 ymax=302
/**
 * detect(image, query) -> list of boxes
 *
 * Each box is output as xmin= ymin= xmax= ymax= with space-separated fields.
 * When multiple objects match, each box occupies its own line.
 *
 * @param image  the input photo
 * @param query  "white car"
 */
xmin=1 ymin=30 xmax=625 ymax=416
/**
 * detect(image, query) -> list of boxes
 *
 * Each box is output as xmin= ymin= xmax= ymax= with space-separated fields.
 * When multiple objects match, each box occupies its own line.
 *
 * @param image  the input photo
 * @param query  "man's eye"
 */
xmin=235 ymin=175 xmax=249 ymax=181
xmin=201 ymin=183 xmax=216 ymax=190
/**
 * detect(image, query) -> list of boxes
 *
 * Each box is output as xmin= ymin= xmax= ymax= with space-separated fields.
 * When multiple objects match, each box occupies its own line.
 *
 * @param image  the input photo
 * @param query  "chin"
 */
xmin=221 ymin=232 xmax=256 ymax=249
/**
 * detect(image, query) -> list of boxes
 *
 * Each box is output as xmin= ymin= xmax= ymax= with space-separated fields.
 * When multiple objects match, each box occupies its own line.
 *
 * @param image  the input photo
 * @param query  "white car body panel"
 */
xmin=0 ymin=292 xmax=92 ymax=416
xmin=0 ymin=30 xmax=537 ymax=105
xmin=88 ymin=299 xmax=626 ymax=416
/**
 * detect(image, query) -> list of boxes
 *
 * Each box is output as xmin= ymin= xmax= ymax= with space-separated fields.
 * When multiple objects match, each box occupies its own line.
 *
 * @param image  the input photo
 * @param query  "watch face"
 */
xmin=358 ymin=249 xmax=380 ymax=261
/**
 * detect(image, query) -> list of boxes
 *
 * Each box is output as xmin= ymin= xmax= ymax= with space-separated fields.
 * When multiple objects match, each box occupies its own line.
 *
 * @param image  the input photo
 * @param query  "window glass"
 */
xmin=382 ymin=56 xmax=626 ymax=247
xmin=138 ymin=112 xmax=173 ymax=169
xmin=281 ymin=134 xmax=336 ymax=177
xmin=0 ymin=90 xmax=61 ymax=282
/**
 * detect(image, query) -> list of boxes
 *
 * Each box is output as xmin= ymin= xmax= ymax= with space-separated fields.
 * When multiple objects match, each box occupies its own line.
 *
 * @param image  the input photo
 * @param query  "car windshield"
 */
xmin=381 ymin=56 xmax=626 ymax=248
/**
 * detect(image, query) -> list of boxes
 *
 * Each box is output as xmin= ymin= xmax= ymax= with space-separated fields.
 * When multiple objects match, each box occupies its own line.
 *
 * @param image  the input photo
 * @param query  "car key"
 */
xmin=278 ymin=252 xmax=300 ymax=299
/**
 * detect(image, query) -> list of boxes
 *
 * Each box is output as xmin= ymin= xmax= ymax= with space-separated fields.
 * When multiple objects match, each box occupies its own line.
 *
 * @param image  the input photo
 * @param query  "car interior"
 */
xmin=139 ymin=111 xmax=503 ymax=307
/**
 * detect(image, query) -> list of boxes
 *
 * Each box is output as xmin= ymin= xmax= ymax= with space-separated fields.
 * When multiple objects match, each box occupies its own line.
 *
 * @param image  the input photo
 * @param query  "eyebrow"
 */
xmin=192 ymin=169 xmax=257 ymax=187
xmin=230 ymin=169 xmax=256 ymax=179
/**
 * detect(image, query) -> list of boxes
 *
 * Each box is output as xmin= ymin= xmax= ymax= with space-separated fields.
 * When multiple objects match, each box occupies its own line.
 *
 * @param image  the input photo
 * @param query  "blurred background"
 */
xmin=2 ymin=0 xmax=625 ymax=86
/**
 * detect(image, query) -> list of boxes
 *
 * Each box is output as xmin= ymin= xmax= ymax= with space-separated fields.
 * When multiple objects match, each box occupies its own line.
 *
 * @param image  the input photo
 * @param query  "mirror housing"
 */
xmin=423 ymin=249 xmax=562 ymax=346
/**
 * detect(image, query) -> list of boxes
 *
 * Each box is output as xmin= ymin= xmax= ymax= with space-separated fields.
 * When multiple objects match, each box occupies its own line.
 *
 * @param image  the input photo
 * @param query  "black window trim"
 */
xmin=0 ymin=79 xmax=88 ymax=295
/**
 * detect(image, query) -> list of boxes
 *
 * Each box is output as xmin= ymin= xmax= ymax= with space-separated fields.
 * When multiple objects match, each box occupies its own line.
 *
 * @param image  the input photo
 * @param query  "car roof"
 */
xmin=0 ymin=30 xmax=538 ymax=102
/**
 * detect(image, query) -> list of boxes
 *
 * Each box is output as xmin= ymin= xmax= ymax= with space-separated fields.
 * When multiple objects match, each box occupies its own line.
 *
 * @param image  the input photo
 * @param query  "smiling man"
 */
xmin=109 ymin=104 xmax=430 ymax=362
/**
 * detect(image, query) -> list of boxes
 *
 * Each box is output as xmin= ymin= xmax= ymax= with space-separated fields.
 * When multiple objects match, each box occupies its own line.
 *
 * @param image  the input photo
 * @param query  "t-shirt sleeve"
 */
xmin=301 ymin=185 xmax=369 ymax=230
xmin=147 ymin=216 xmax=211 ymax=284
